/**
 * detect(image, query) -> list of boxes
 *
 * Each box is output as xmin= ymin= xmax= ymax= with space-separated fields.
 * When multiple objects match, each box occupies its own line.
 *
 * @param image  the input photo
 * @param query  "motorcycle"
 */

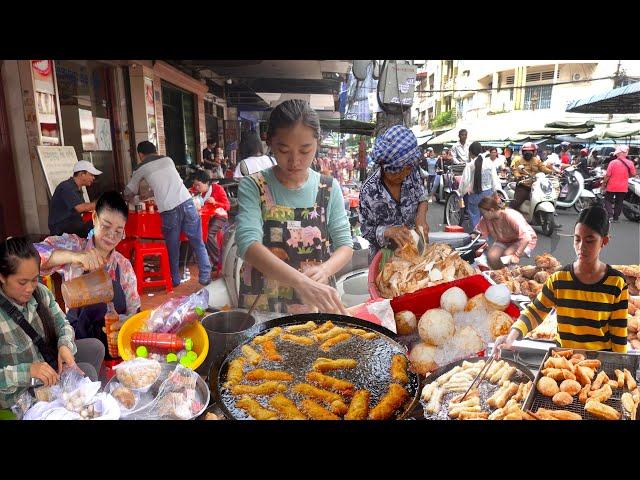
xmin=554 ymin=165 xmax=596 ymax=212
xmin=623 ymin=176 xmax=640 ymax=222
xmin=432 ymin=163 xmax=465 ymax=204
xmin=503 ymin=169 xmax=559 ymax=237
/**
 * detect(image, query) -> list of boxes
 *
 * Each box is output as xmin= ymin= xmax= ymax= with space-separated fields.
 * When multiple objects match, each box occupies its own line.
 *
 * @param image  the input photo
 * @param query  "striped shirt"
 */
xmin=512 ymin=264 xmax=628 ymax=353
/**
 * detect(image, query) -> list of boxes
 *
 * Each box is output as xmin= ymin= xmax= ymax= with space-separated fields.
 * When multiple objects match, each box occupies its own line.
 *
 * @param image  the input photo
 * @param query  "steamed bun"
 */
xmin=418 ymin=308 xmax=455 ymax=346
xmin=440 ymin=287 xmax=468 ymax=314
xmin=395 ymin=310 xmax=418 ymax=336
xmin=409 ymin=342 xmax=439 ymax=375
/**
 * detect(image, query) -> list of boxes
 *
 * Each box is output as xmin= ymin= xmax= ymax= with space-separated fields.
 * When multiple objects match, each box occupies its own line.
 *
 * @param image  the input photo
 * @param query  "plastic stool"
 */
xmin=131 ymin=241 xmax=173 ymax=295
xmin=116 ymin=237 xmax=136 ymax=260
xmin=445 ymin=225 xmax=465 ymax=233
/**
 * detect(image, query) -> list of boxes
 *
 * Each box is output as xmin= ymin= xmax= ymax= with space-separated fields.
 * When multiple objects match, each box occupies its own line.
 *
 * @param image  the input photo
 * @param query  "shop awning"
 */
xmin=565 ymin=81 xmax=640 ymax=114
xmin=319 ymin=118 xmax=376 ymax=136
xmin=577 ymin=122 xmax=640 ymax=140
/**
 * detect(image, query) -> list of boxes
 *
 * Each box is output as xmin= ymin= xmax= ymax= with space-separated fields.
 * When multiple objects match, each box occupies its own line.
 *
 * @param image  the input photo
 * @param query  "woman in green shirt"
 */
xmin=235 ymin=99 xmax=353 ymax=315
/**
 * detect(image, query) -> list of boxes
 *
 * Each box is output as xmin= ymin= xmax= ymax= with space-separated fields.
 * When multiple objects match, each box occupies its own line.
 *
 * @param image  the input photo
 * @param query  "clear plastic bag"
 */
xmin=112 ymin=358 xmax=162 ymax=392
xmin=108 ymin=382 xmax=139 ymax=412
xmin=145 ymin=288 xmax=209 ymax=333
xmin=144 ymin=365 xmax=203 ymax=420
xmin=10 ymin=390 xmax=34 ymax=420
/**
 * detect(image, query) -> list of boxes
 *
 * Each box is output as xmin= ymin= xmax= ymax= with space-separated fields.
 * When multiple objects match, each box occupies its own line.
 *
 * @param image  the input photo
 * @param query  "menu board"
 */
xmin=36 ymin=146 xmax=89 ymax=201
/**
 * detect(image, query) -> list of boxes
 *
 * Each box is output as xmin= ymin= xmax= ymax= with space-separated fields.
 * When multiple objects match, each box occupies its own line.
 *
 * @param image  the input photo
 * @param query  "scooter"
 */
xmin=503 ymin=169 xmax=559 ymax=237
xmin=443 ymin=179 xmax=509 ymax=229
xmin=623 ymin=176 xmax=640 ymax=222
xmin=554 ymin=166 xmax=596 ymax=212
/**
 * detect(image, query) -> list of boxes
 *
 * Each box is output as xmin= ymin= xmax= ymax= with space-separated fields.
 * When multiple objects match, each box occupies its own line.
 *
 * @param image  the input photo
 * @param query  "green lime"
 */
xmin=195 ymin=306 xmax=205 ymax=317
xmin=136 ymin=346 xmax=148 ymax=358
xmin=166 ymin=353 xmax=178 ymax=363
xmin=179 ymin=356 xmax=192 ymax=367
xmin=184 ymin=338 xmax=193 ymax=352
xmin=186 ymin=351 xmax=198 ymax=362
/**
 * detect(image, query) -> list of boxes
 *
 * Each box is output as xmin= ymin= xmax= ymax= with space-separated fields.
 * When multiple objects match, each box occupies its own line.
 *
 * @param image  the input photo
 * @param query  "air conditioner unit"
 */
xmin=572 ymin=73 xmax=581 ymax=81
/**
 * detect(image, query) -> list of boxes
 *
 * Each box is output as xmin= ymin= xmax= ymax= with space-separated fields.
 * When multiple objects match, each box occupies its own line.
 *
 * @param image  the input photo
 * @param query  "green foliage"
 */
xmin=431 ymin=110 xmax=455 ymax=128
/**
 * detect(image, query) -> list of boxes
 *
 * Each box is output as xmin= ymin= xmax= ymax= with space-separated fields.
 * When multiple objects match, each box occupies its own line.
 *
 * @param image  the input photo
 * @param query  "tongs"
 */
xmin=458 ymin=354 xmax=497 ymax=402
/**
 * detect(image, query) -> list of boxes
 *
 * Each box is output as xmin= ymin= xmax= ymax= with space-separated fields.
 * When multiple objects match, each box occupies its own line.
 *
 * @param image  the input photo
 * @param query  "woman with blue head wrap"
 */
xmin=359 ymin=125 xmax=430 ymax=261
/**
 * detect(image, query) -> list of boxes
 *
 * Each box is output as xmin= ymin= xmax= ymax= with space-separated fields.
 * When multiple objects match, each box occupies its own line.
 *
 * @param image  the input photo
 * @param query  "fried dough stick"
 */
xmin=269 ymin=394 xmax=306 ymax=420
xmin=310 ymin=321 xmax=335 ymax=336
xmin=315 ymin=326 xmax=346 ymax=342
xmin=293 ymin=383 xmax=348 ymax=415
xmin=391 ymin=354 xmax=409 ymax=384
xmin=231 ymin=381 xmax=287 ymax=396
xmin=261 ymin=340 xmax=282 ymax=362
xmin=224 ymin=357 xmax=246 ymax=388
xmin=368 ymin=383 xmax=410 ymax=420
xmin=252 ymin=327 xmax=283 ymax=345
xmin=245 ymin=369 xmax=293 ymax=382
xmin=348 ymin=328 xmax=378 ymax=340
xmin=241 ymin=345 xmax=262 ymax=365
xmin=344 ymin=390 xmax=371 ymax=420
xmin=236 ymin=396 xmax=278 ymax=420
xmin=312 ymin=357 xmax=357 ymax=373
xmin=281 ymin=333 xmax=315 ymax=346
xmin=320 ymin=333 xmax=351 ymax=352
xmin=300 ymin=399 xmax=340 ymax=420
xmin=306 ymin=372 xmax=355 ymax=396
xmin=285 ymin=321 xmax=317 ymax=333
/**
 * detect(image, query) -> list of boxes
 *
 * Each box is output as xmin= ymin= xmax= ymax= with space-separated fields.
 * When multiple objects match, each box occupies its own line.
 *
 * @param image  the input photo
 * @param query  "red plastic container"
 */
xmin=444 ymin=225 xmax=464 ymax=233
xmin=130 ymin=332 xmax=190 ymax=352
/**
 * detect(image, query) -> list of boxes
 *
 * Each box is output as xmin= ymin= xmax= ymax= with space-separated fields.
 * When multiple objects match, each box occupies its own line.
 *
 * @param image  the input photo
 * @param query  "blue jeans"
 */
xmin=161 ymin=199 xmax=212 ymax=285
xmin=430 ymin=174 xmax=441 ymax=197
xmin=466 ymin=188 xmax=494 ymax=230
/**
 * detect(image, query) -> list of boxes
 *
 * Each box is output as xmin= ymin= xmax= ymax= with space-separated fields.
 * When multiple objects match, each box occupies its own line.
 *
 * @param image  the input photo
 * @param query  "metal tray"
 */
xmin=522 ymin=347 xmax=640 ymax=420
xmin=211 ymin=313 xmax=421 ymax=420
xmin=414 ymin=355 xmax=535 ymax=420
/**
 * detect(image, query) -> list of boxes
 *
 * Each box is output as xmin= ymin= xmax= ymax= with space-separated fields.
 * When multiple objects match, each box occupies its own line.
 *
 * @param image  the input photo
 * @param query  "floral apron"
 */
xmin=239 ymin=172 xmax=334 ymax=314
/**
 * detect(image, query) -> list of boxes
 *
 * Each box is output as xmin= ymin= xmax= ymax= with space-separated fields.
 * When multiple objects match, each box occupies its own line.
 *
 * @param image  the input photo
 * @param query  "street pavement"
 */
xmin=425 ymin=201 xmax=640 ymax=267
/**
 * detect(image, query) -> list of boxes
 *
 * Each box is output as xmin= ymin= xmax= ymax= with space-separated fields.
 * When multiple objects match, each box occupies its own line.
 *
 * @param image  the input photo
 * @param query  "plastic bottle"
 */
xmin=104 ymin=302 xmax=120 ymax=358
xmin=130 ymin=332 xmax=193 ymax=353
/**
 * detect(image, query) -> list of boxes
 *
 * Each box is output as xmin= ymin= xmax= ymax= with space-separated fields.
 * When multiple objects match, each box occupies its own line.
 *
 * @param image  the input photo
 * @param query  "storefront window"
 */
xmin=161 ymin=81 xmax=196 ymax=166
xmin=55 ymin=60 xmax=117 ymax=198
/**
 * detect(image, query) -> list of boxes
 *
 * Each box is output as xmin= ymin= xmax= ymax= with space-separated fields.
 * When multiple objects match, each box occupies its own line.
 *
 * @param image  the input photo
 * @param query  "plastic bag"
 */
xmin=347 ymin=298 xmax=397 ymax=333
xmin=145 ymin=288 xmax=209 ymax=333
xmin=113 ymin=358 xmax=162 ymax=392
xmin=145 ymin=365 xmax=203 ymax=420
xmin=108 ymin=382 xmax=139 ymax=412
xmin=10 ymin=390 xmax=34 ymax=420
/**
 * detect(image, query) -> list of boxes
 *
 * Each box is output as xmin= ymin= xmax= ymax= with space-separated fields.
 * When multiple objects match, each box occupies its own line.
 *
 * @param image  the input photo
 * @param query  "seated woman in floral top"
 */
xmin=35 ymin=191 xmax=140 ymax=354
xmin=359 ymin=125 xmax=430 ymax=262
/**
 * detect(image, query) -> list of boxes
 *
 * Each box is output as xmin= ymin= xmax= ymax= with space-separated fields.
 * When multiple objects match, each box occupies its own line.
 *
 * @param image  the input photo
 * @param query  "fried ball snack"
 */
xmin=369 ymin=383 xmax=410 ymax=420
xmin=578 ymin=359 xmax=601 ymax=370
xmin=320 ymin=333 xmax=351 ymax=352
xmin=315 ymin=327 xmax=346 ymax=343
xmin=285 ymin=321 xmax=317 ymax=333
xmin=560 ymin=379 xmax=582 ymax=396
xmin=293 ymin=383 xmax=345 ymax=405
xmin=300 ymin=399 xmax=340 ymax=420
xmin=245 ymin=369 xmax=293 ymax=382
xmin=537 ymin=376 xmax=560 ymax=397
xmin=236 ymin=396 xmax=278 ymax=420
xmin=281 ymin=333 xmax=315 ymax=346
xmin=306 ymin=371 xmax=355 ymax=396
xmin=578 ymin=383 xmax=591 ymax=404
xmin=241 ymin=345 xmax=262 ymax=365
xmin=552 ymin=391 xmax=573 ymax=406
xmin=615 ymin=369 xmax=626 ymax=389
xmin=344 ymin=390 xmax=371 ymax=420
xmin=252 ymin=327 xmax=283 ymax=345
xmin=231 ymin=381 xmax=287 ymax=396
xmin=224 ymin=357 xmax=246 ymax=388
xmin=261 ymin=340 xmax=282 ymax=362
xmin=585 ymin=399 xmax=620 ymax=420
xmin=624 ymin=368 xmax=637 ymax=390
xmin=312 ymin=357 xmax=357 ymax=372
xmin=552 ymin=349 xmax=574 ymax=359
xmin=310 ymin=321 xmax=335 ymax=336
xmin=269 ymin=394 xmax=306 ymax=420
xmin=391 ymin=354 xmax=409 ymax=384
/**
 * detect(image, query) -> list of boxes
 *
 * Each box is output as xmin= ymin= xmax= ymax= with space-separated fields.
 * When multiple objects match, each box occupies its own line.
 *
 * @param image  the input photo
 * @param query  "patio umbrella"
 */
xmin=565 ymin=81 xmax=640 ymax=114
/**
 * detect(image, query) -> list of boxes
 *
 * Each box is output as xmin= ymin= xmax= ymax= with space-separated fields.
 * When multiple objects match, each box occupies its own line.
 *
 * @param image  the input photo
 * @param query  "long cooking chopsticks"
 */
xmin=459 ymin=355 xmax=496 ymax=402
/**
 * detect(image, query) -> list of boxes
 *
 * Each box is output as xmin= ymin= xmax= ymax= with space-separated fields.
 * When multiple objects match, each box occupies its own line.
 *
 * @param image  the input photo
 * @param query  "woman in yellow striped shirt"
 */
xmin=494 ymin=205 xmax=628 ymax=354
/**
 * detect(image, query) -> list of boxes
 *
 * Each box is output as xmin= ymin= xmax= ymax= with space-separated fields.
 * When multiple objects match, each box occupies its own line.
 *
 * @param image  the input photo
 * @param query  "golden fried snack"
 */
xmin=591 ymin=371 xmax=608 ymax=391
xmin=608 ymin=379 xmax=620 ymax=389
xmin=512 ymin=383 xmax=526 ymax=403
xmin=312 ymin=357 xmax=357 ymax=372
xmin=575 ymin=367 xmax=593 ymax=387
xmin=300 ymin=399 xmax=340 ymax=420
xmin=537 ymin=377 xmax=560 ymax=397
xmin=486 ymin=360 xmax=505 ymax=379
xmin=369 ymin=383 xmax=410 ymax=420
xmin=293 ymin=383 xmax=345 ymax=405
xmin=224 ymin=357 xmax=246 ymax=388
xmin=281 ymin=333 xmax=315 ymax=346
xmin=624 ymin=368 xmax=638 ymax=390
xmin=578 ymin=359 xmax=601 ymax=370
xmin=490 ymin=364 xmax=510 ymax=384
xmin=495 ymin=382 xmax=519 ymax=409
xmin=437 ymin=366 xmax=464 ymax=386
xmin=530 ymin=409 xmax=559 ymax=420
xmin=498 ymin=367 xmax=517 ymax=387
xmin=631 ymin=388 xmax=640 ymax=404
xmin=314 ymin=326 xmax=345 ymax=342
xmin=541 ymin=368 xmax=570 ymax=382
xmin=487 ymin=382 xmax=510 ymax=408
xmin=589 ymin=384 xmax=613 ymax=403
xmin=450 ymin=405 xmax=482 ymax=419
xmin=522 ymin=381 xmax=533 ymax=400
xmin=537 ymin=408 xmax=582 ymax=420
xmin=585 ymin=399 xmax=620 ymax=420
xmin=615 ymin=369 xmax=626 ymax=389
xmin=552 ymin=349 xmax=574 ymax=359
xmin=560 ymin=379 xmax=582 ymax=396
xmin=578 ymin=383 xmax=590 ymax=404
xmin=552 ymin=391 xmax=573 ymax=406
xmin=285 ymin=321 xmax=317 ymax=333
xmin=344 ymin=390 xmax=371 ymax=420
xmin=261 ymin=340 xmax=282 ymax=362
xmin=310 ymin=321 xmax=335 ymax=336
xmin=269 ymin=394 xmax=307 ymax=420
xmin=545 ymin=356 xmax=573 ymax=371
xmin=425 ymin=386 xmax=445 ymax=415
xmin=390 ymin=354 xmax=409 ymax=384
xmin=241 ymin=345 xmax=262 ymax=365
xmin=320 ymin=332 xmax=351 ymax=352
xmin=459 ymin=411 xmax=489 ymax=420
xmin=236 ymin=396 xmax=278 ymax=420
xmin=252 ymin=327 xmax=283 ymax=345
xmin=231 ymin=381 xmax=287 ymax=396
xmin=450 ymin=388 xmax=479 ymax=404
xmin=621 ymin=392 xmax=635 ymax=418
xmin=329 ymin=399 xmax=349 ymax=416
xmin=421 ymin=382 xmax=438 ymax=402
xmin=570 ymin=353 xmax=585 ymax=363
xmin=503 ymin=411 xmax=525 ymax=420
xmin=306 ymin=371 xmax=355 ymax=396
xmin=360 ymin=332 xmax=378 ymax=340
xmin=245 ymin=369 xmax=293 ymax=382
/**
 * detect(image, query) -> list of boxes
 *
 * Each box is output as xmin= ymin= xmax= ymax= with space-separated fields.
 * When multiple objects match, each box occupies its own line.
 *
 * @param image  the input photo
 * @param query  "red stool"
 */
xmin=116 ymin=237 xmax=136 ymax=260
xmin=131 ymin=241 xmax=173 ymax=295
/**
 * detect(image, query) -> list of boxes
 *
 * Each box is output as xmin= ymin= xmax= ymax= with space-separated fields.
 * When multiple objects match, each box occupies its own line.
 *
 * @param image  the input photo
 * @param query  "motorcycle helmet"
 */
xmin=521 ymin=142 xmax=537 ymax=152
xmin=580 ymin=148 xmax=589 ymax=157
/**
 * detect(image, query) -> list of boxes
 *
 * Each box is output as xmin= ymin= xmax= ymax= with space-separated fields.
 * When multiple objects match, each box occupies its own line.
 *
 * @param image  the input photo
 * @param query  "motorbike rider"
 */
xmin=574 ymin=148 xmax=590 ymax=178
xmin=510 ymin=142 xmax=560 ymax=227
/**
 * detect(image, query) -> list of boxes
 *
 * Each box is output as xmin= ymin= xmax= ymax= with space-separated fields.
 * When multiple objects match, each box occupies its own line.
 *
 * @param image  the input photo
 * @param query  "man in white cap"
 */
xmin=48 ymin=160 xmax=102 ymax=237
